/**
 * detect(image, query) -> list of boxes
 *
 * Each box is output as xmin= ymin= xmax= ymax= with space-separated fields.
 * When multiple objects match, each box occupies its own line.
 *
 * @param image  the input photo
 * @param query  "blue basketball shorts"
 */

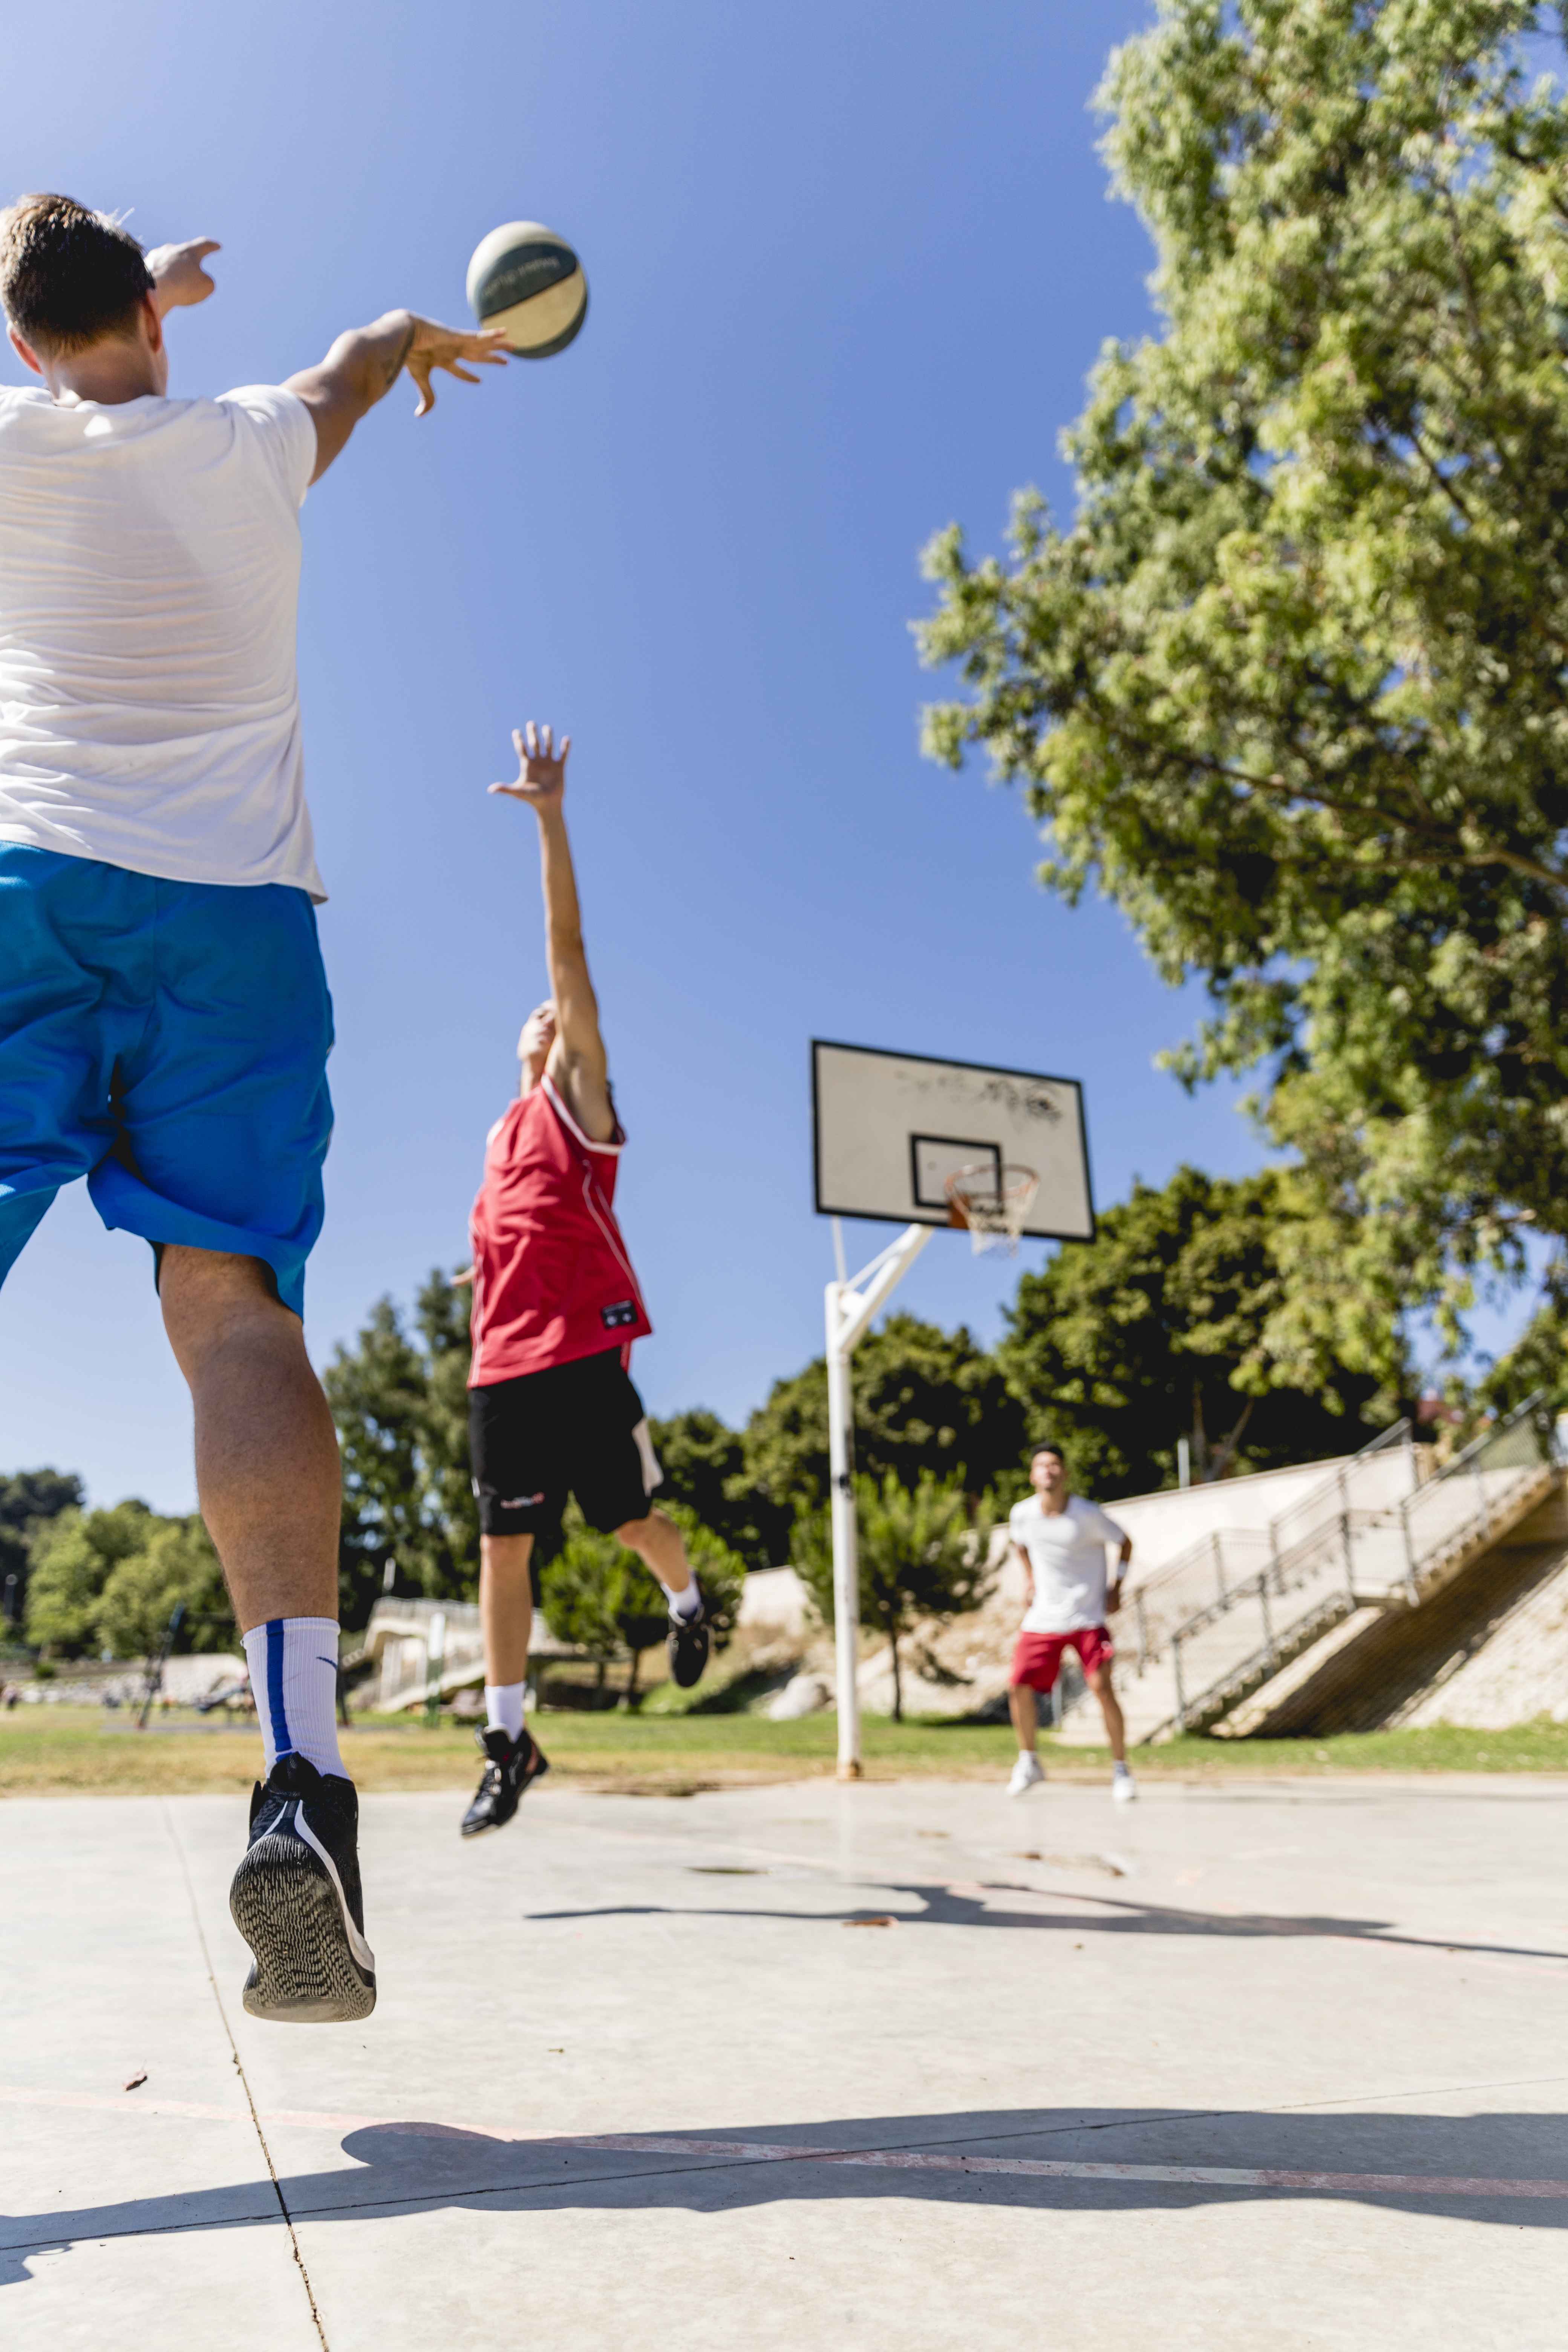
xmin=0 ymin=845 xmax=334 ymax=1319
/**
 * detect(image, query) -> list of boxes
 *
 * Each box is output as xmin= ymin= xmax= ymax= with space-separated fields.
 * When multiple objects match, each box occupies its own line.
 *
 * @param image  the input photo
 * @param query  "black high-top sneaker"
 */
xmin=461 ymin=1725 xmax=550 ymax=1839
xmin=666 ymin=1580 xmax=710 ymax=1690
xmin=230 ymin=1753 xmax=377 ymax=2023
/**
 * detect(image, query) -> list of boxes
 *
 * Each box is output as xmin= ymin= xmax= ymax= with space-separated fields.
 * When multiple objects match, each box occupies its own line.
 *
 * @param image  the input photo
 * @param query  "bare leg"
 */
xmin=1008 ymin=1683 xmax=1038 ymax=1753
xmin=479 ymin=1533 xmax=534 ymax=1686
xmin=1088 ymin=1664 xmax=1127 ymax=1764
xmin=159 ymin=1248 xmax=338 ymax=1632
xmin=615 ymin=1507 xmax=692 ymax=1595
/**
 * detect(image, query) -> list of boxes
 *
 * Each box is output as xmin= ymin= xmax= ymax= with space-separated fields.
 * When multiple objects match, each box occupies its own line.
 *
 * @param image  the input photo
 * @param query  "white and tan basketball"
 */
xmin=465 ymin=221 xmax=588 ymax=359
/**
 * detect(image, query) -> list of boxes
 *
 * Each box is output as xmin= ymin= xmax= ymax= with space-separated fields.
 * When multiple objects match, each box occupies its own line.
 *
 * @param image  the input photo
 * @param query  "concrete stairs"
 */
xmin=1056 ymin=1397 xmax=1561 ymax=1747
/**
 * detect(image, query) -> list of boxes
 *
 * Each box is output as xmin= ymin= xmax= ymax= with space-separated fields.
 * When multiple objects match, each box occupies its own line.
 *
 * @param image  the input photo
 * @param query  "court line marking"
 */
xmin=5 ymin=2086 xmax=1566 ymax=2203
xmin=159 ymin=1801 xmax=330 ymax=2349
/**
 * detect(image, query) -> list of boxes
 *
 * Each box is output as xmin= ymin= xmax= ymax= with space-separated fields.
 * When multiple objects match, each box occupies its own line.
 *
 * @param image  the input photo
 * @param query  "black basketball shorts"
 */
xmin=468 ymin=1347 xmax=663 ymax=1542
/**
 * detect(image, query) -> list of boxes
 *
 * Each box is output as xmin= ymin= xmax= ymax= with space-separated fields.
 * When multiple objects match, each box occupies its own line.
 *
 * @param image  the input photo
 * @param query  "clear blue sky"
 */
xmin=0 ymin=0 xmax=1503 ymax=1513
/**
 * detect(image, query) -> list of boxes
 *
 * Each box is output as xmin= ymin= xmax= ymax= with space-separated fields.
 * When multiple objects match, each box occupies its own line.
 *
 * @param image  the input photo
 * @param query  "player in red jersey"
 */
xmin=459 ymin=721 xmax=711 ymax=1838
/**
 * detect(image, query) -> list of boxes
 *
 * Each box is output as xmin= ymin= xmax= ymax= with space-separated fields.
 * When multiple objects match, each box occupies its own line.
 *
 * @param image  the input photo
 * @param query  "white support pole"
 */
xmin=825 ymin=1308 xmax=861 ymax=1777
xmin=824 ymin=1222 xmax=933 ymax=1781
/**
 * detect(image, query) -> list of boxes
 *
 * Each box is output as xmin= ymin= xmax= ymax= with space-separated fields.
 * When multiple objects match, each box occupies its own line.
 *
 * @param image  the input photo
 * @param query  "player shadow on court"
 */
xmin=523 ymin=1876 xmax=1568 ymax=1968
xmin=7 ymin=2101 xmax=1568 ymax=2283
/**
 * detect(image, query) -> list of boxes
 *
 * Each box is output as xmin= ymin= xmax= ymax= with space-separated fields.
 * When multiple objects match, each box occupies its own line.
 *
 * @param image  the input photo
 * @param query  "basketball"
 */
xmin=465 ymin=220 xmax=588 ymax=358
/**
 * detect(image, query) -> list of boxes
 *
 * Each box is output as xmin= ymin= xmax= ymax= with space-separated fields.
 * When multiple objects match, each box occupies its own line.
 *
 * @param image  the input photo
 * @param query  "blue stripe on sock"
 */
xmin=265 ymin=1619 xmax=292 ymax=1757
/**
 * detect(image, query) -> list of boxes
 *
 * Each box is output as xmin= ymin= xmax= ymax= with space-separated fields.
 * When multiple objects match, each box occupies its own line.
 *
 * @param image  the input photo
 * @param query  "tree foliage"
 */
xmin=23 ymin=1501 xmax=230 ymax=1659
xmin=0 ymin=1467 xmax=82 ymax=1626
xmin=794 ymin=1472 xmax=992 ymax=1720
xmin=539 ymin=1502 xmax=744 ymax=1703
xmin=998 ymin=1165 xmax=1401 ymax=1497
xmin=324 ymin=1270 xmax=479 ymax=1623
xmin=646 ymin=1407 xmax=787 ymax=1570
xmin=741 ymin=1312 xmax=1027 ymax=1526
xmin=920 ymin=0 xmax=1568 ymax=1351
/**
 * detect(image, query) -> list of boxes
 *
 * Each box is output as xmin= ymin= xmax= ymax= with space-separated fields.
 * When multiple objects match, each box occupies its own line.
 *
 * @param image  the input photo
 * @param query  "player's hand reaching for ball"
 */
xmin=145 ymin=239 xmax=221 ymax=317
xmin=402 ymin=317 xmax=509 ymax=417
xmin=490 ymin=723 xmax=571 ymax=818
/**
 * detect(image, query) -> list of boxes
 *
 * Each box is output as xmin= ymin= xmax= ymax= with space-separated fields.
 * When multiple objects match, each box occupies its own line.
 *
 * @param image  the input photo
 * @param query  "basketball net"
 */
xmin=944 ymin=1163 xmax=1039 ymax=1257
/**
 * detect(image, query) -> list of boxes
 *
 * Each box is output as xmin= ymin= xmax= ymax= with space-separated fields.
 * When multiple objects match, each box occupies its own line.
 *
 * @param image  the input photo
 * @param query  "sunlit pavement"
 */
xmin=5 ymin=1770 xmax=1568 ymax=2349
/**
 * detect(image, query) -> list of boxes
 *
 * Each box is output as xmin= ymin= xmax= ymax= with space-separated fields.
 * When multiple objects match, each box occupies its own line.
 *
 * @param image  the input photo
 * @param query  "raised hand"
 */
xmin=489 ymin=721 xmax=571 ymax=816
xmin=145 ymin=239 xmax=221 ymax=315
xmin=403 ymin=317 xmax=510 ymax=417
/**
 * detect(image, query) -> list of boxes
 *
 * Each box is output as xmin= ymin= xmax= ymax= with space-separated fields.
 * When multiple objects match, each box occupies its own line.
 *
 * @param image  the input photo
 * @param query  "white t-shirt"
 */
xmin=1010 ymin=1493 xmax=1129 ymax=1634
xmin=0 ymin=381 xmax=324 ymax=897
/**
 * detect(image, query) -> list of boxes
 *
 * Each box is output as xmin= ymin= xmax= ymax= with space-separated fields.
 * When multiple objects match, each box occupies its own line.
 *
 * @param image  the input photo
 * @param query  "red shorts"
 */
xmin=1010 ymin=1626 xmax=1113 ymax=1693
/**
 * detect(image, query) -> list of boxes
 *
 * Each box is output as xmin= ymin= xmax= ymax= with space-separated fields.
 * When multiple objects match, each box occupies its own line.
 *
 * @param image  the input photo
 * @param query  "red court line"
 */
xmin=5 ymin=2086 xmax=1563 ymax=2200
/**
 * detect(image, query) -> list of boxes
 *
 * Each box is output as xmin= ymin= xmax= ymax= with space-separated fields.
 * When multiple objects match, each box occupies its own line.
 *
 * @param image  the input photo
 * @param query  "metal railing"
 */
xmin=1155 ymin=1393 xmax=1559 ymax=1733
xmin=1130 ymin=1419 xmax=1416 ymax=1672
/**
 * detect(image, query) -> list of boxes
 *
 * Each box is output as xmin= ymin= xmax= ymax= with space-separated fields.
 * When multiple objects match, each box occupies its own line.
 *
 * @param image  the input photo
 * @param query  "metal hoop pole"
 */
xmin=824 ymin=1223 xmax=933 ymax=1780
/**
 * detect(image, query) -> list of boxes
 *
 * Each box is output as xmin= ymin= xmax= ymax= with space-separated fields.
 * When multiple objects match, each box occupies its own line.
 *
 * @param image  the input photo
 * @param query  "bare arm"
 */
xmin=284 ymin=311 xmax=508 ymax=484
xmin=489 ymin=723 xmax=615 ymax=1143
xmin=1011 ymin=1538 xmax=1034 ymax=1612
xmin=1106 ymin=1534 xmax=1132 ymax=1615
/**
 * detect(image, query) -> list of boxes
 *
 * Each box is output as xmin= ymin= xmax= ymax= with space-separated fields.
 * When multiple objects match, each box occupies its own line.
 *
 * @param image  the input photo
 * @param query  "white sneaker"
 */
xmin=1111 ymin=1767 xmax=1137 ymax=1805
xmin=1008 ymin=1752 xmax=1045 ymax=1798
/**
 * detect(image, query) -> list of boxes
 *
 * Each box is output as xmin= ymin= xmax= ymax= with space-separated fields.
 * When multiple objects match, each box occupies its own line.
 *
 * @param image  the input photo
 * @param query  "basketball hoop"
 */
xmin=945 ymin=1162 xmax=1039 ymax=1256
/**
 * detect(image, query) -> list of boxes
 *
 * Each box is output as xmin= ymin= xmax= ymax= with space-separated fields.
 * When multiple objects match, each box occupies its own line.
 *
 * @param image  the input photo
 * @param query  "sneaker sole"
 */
xmin=230 ymin=1829 xmax=377 ymax=2024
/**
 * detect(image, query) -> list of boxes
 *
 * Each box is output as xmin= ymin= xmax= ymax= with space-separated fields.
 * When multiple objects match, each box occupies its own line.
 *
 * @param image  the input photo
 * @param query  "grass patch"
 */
xmin=2 ymin=1706 xmax=1567 ymax=1798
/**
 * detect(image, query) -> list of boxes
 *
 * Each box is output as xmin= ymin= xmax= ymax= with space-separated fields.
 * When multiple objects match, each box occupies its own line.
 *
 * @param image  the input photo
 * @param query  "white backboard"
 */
xmin=811 ymin=1040 xmax=1093 ymax=1240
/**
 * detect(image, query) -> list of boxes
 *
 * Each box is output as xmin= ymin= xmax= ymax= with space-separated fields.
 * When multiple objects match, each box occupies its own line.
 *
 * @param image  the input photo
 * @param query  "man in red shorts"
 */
xmin=459 ymin=720 xmax=710 ymax=1838
xmin=1006 ymin=1442 xmax=1136 ymax=1804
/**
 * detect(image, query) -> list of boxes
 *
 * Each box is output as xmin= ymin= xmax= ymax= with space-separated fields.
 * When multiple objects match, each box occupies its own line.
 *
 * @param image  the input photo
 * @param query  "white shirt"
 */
xmin=0 ymin=381 xmax=324 ymax=897
xmin=1010 ymin=1493 xmax=1129 ymax=1634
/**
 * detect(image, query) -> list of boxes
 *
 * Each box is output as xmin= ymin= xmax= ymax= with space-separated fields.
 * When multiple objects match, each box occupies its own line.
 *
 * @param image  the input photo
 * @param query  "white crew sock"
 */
xmin=1112 ymin=1759 xmax=1133 ymax=1778
xmin=663 ymin=1578 xmax=702 ymax=1622
xmin=485 ymin=1681 xmax=527 ymax=1743
xmin=243 ymin=1617 xmax=343 ymax=1779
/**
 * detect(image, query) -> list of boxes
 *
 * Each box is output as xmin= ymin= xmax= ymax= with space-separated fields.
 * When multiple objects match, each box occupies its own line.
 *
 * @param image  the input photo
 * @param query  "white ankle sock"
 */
xmin=243 ymin=1617 xmax=343 ymax=1779
xmin=485 ymin=1681 xmax=527 ymax=1742
xmin=663 ymin=1579 xmax=701 ymax=1622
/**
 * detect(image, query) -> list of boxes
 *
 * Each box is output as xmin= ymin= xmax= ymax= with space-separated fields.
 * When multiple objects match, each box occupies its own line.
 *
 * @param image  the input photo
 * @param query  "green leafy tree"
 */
xmin=539 ymin=1520 xmax=628 ymax=1696
xmin=25 ymin=1502 xmax=155 ymax=1655
xmin=919 ymin=0 xmax=1568 ymax=1360
xmin=94 ymin=1518 xmax=231 ymax=1659
xmin=0 ymin=1468 xmax=82 ymax=1628
xmin=999 ymin=1166 xmax=1400 ymax=1496
xmin=647 ymin=1407 xmax=787 ymax=1570
xmin=23 ymin=1502 xmax=231 ymax=1658
xmin=1479 ymin=1257 xmax=1568 ymax=1419
xmin=325 ymin=1270 xmax=479 ymax=1623
xmin=743 ymin=1312 xmax=1027 ymax=1525
xmin=794 ymin=1472 xmax=992 ymax=1721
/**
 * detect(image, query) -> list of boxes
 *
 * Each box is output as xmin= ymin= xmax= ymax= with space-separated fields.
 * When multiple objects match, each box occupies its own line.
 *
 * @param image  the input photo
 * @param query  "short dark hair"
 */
xmin=0 ymin=194 xmax=152 ymax=356
xmin=1030 ymin=1442 xmax=1065 ymax=1464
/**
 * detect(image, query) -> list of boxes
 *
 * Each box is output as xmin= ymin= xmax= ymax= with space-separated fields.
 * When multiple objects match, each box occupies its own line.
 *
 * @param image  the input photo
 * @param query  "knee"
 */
xmin=160 ymin=1248 xmax=298 ymax=1370
xmin=614 ymin=1507 xmax=664 ymax=1549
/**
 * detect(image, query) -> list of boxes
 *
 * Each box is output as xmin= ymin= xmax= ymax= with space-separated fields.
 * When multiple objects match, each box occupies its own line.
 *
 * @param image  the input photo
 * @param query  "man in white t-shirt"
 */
xmin=1006 ymin=1441 xmax=1136 ymax=1803
xmin=0 ymin=193 xmax=507 ymax=2025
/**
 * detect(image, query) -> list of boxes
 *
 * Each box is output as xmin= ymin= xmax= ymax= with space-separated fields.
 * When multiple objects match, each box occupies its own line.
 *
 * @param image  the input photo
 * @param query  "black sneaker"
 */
xmin=461 ymin=1725 xmax=550 ymax=1838
xmin=229 ymin=1753 xmax=376 ymax=2024
xmin=666 ymin=1583 xmax=710 ymax=1690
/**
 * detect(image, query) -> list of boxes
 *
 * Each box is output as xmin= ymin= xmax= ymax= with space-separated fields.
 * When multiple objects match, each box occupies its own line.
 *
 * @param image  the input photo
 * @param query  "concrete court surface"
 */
xmin=4 ymin=1772 xmax=1568 ymax=2351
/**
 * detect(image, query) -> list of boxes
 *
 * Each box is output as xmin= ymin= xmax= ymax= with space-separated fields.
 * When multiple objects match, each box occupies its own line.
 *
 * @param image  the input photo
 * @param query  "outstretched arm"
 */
xmin=489 ymin=723 xmax=615 ymax=1144
xmin=284 ymin=311 xmax=508 ymax=484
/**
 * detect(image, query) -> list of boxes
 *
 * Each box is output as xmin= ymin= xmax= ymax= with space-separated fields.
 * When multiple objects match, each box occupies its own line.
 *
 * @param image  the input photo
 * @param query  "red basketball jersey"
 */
xmin=468 ymin=1075 xmax=652 ymax=1387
